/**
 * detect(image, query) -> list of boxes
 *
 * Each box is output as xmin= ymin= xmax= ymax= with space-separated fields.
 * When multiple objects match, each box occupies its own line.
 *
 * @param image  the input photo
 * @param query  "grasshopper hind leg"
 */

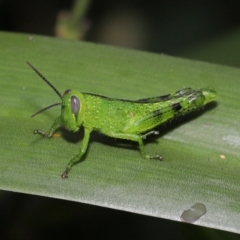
xmin=141 ymin=130 xmax=159 ymax=139
xmin=136 ymin=134 xmax=164 ymax=161
xmin=109 ymin=132 xmax=163 ymax=161
xmin=141 ymin=130 xmax=163 ymax=160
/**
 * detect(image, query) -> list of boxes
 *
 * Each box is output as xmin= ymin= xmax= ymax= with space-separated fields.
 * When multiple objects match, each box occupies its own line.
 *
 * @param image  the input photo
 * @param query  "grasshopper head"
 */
xmin=27 ymin=61 xmax=85 ymax=132
xmin=61 ymin=89 xmax=85 ymax=132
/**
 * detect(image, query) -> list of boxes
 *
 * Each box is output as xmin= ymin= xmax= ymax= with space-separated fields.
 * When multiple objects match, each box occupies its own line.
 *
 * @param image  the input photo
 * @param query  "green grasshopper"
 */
xmin=27 ymin=62 xmax=217 ymax=178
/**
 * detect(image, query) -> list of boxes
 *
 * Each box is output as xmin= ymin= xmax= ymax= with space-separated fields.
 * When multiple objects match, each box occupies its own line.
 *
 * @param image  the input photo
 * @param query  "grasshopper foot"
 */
xmin=148 ymin=154 xmax=164 ymax=161
xmin=155 ymin=154 xmax=164 ymax=161
xmin=61 ymin=168 xmax=69 ymax=179
xmin=33 ymin=129 xmax=47 ymax=137
xmin=145 ymin=154 xmax=163 ymax=161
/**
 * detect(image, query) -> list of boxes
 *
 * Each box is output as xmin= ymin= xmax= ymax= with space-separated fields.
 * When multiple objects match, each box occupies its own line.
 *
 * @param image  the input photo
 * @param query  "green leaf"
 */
xmin=0 ymin=31 xmax=239 ymax=233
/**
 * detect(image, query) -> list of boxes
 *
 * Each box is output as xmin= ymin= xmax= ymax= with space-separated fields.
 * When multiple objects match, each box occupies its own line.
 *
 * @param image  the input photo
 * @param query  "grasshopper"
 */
xmin=27 ymin=62 xmax=217 ymax=178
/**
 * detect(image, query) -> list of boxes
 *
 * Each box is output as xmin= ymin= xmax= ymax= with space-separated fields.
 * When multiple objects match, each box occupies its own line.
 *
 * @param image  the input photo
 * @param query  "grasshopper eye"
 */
xmin=71 ymin=96 xmax=80 ymax=114
xmin=63 ymin=89 xmax=71 ymax=96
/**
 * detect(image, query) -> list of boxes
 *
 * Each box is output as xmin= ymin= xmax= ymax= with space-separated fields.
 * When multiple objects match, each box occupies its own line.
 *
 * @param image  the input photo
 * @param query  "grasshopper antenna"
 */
xmin=27 ymin=61 xmax=62 ymax=118
xmin=26 ymin=61 xmax=62 ymax=99
xmin=31 ymin=103 xmax=62 ymax=118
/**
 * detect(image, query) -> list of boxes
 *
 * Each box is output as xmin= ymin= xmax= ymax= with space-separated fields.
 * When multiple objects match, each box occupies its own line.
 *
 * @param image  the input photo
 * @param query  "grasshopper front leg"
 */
xmin=34 ymin=116 xmax=62 ymax=138
xmin=61 ymin=127 xmax=92 ymax=178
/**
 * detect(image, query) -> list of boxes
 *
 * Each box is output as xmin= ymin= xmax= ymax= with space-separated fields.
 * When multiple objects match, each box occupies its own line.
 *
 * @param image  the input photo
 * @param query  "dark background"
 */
xmin=1 ymin=0 xmax=240 ymax=239
xmin=1 ymin=0 xmax=240 ymax=64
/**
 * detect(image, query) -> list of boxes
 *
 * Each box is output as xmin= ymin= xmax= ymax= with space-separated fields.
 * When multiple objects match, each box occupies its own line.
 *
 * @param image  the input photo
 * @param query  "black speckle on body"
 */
xmin=171 ymin=102 xmax=182 ymax=112
xmin=188 ymin=94 xmax=197 ymax=103
xmin=153 ymin=109 xmax=162 ymax=116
